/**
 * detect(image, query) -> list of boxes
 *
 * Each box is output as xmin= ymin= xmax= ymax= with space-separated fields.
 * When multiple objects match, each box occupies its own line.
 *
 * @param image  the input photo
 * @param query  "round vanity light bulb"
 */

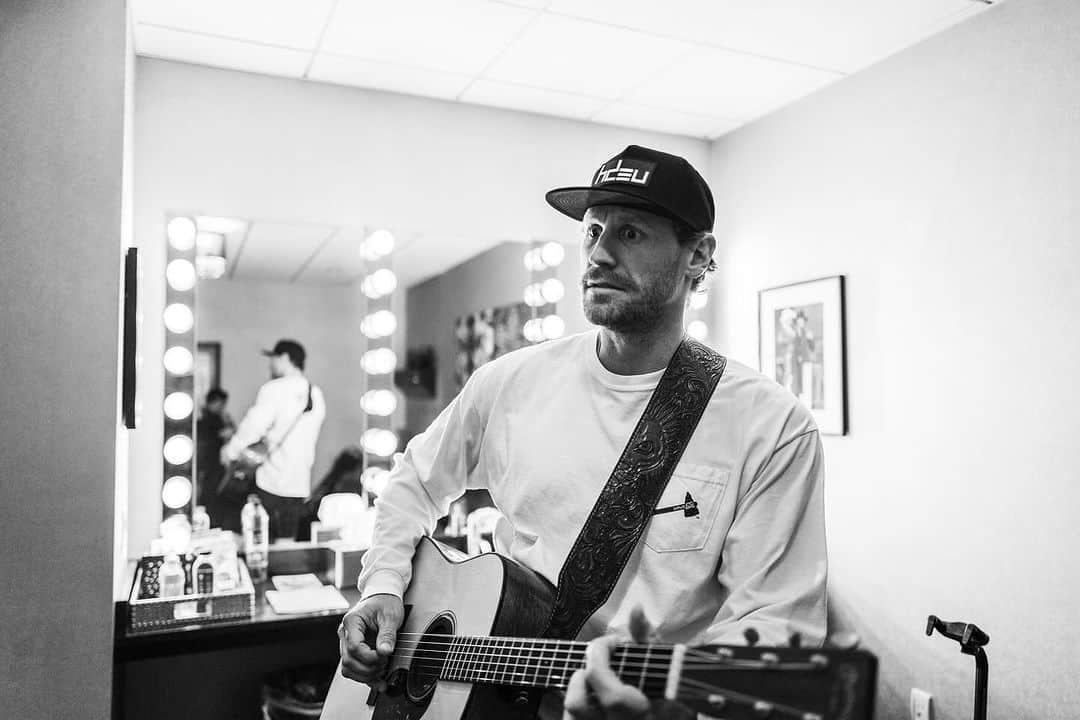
xmin=541 ymin=242 xmax=565 ymax=267
xmin=162 ymin=476 xmax=193 ymax=510
xmin=361 ymin=389 xmax=398 ymax=417
xmin=361 ymin=466 xmax=391 ymax=496
xmin=361 ymin=348 xmax=397 ymax=375
xmin=541 ymin=278 xmax=565 ymax=304
xmin=687 ymin=320 xmax=708 ymax=341
xmin=166 ymin=259 xmax=197 ymax=292
xmin=361 ymin=428 xmax=398 ymax=457
xmin=163 ymin=303 xmax=194 ymax=334
xmin=363 ymin=229 xmax=396 ymax=260
xmin=167 ymin=217 xmax=197 ymax=251
xmin=363 ymin=268 xmax=398 ymax=299
xmin=163 ymin=392 xmax=194 ymax=420
xmin=361 ymin=310 xmax=397 ymax=339
xmin=163 ymin=346 xmax=194 ymax=375
xmin=523 ymin=318 xmax=544 ymax=343
xmin=542 ymin=314 xmax=565 ymax=340
xmin=163 ymin=434 xmax=194 ymax=465
xmin=689 ymin=292 xmax=708 ymax=310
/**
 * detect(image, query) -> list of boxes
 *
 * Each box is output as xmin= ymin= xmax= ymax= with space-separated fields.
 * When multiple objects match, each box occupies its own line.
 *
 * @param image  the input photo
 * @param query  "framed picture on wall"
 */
xmin=759 ymin=276 xmax=847 ymax=435
xmin=195 ymin=341 xmax=221 ymax=405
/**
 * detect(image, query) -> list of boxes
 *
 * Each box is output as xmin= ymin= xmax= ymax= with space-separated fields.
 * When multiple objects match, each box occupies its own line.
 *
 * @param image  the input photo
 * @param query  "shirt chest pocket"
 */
xmin=643 ymin=464 xmax=730 ymax=553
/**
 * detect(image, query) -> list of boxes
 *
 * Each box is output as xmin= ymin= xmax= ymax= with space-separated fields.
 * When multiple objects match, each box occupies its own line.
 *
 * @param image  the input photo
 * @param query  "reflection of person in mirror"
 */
xmin=196 ymin=387 xmax=238 ymax=530
xmin=221 ymin=339 xmax=326 ymax=540
xmin=336 ymin=146 xmax=826 ymax=720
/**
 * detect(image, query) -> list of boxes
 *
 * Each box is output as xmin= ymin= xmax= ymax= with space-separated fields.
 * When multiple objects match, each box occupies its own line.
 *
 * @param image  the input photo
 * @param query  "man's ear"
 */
xmin=687 ymin=233 xmax=717 ymax=278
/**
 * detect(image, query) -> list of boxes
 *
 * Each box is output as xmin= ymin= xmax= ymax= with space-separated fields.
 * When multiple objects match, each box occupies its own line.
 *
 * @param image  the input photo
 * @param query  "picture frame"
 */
xmin=758 ymin=276 xmax=847 ymax=435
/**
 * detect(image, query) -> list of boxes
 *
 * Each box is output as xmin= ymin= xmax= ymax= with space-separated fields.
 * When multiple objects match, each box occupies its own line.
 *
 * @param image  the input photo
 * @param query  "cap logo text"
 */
xmin=593 ymin=158 xmax=655 ymax=187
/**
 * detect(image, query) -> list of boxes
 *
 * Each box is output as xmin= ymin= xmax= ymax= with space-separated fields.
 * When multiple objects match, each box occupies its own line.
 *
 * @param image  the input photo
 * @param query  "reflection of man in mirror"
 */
xmin=196 ymin=387 xmax=236 ymax=529
xmin=221 ymin=339 xmax=326 ymax=540
xmin=335 ymin=146 xmax=826 ymax=720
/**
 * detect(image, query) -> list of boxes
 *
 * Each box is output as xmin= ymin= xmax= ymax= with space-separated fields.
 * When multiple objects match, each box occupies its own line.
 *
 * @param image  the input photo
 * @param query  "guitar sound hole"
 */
xmin=406 ymin=613 xmax=455 ymax=703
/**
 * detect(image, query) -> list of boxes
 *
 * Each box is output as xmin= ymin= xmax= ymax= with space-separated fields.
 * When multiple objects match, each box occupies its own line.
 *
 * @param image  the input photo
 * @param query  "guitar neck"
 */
xmin=432 ymin=636 xmax=676 ymax=697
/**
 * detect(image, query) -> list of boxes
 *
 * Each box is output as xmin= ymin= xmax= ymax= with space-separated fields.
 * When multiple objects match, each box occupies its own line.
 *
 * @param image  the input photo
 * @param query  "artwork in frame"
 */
xmin=454 ymin=301 xmax=532 ymax=392
xmin=758 ymin=276 xmax=847 ymax=435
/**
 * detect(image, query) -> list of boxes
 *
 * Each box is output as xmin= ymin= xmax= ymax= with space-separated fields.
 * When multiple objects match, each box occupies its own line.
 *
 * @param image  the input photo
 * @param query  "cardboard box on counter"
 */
xmin=329 ymin=543 xmax=365 ymax=590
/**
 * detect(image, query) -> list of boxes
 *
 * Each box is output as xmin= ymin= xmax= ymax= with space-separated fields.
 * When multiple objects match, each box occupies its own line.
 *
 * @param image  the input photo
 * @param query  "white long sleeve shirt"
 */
xmin=358 ymin=330 xmax=827 ymax=646
xmin=223 ymin=374 xmax=326 ymax=498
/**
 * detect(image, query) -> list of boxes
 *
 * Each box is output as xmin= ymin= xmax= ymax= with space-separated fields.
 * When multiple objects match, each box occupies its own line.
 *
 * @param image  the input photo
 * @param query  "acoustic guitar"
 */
xmin=321 ymin=537 xmax=876 ymax=720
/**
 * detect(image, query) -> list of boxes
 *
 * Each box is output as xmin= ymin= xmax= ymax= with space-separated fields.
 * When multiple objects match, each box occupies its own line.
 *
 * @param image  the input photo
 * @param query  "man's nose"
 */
xmin=586 ymin=230 xmax=616 ymax=267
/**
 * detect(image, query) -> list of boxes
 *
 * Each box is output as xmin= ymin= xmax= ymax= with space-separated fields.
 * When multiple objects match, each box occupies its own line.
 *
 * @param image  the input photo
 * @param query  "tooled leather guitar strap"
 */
xmin=543 ymin=336 xmax=726 ymax=640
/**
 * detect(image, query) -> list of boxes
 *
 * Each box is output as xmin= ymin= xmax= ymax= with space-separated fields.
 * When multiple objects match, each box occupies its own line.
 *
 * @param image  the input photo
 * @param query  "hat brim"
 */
xmin=545 ymin=186 xmax=683 ymax=225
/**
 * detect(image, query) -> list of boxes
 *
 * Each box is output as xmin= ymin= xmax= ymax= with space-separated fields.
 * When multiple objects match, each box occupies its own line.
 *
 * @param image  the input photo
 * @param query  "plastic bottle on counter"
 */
xmin=241 ymin=494 xmax=270 ymax=583
xmin=194 ymin=553 xmax=215 ymax=594
xmin=159 ymin=553 xmax=185 ymax=598
xmin=213 ymin=547 xmax=238 ymax=591
xmin=192 ymin=505 xmax=211 ymax=533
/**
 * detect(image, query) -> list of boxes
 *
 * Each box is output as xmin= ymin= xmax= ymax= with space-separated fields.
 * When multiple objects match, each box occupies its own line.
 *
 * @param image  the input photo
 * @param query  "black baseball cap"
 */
xmin=545 ymin=145 xmax=715 ymax=233
xmin=262 ymin=339 xmax=306 ymax=368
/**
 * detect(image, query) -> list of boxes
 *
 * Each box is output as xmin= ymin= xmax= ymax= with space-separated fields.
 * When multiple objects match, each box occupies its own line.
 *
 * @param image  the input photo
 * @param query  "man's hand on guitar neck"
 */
xmin=562 ymin=607 xmax=694 ymax=720
xmin=338 ymin=594 xmax=405 ymax=687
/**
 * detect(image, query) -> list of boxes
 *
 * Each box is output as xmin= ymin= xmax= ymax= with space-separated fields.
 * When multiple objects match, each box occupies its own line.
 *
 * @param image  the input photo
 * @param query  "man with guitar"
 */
xmin=338 ymin=145 xmax=828 ymax=719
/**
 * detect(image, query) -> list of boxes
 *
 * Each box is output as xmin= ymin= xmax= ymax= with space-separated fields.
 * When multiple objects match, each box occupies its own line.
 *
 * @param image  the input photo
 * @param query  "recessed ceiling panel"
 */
xmin=483 ymin=13 xmax=694 ymax=100
xmin=460 ymin=80 xmax=608 ymax=121
xmin=231 ymin=221 xmax=337 ymax=283
xmin=310 ymin=53 xmax=473 ymax=100
xmin=322 ymin=0 xmax=537 ymax=75
xmin=545 ymin=0 xmax=981 ymax=72
xmin=133 ymin=0 xmax=336 ymax=50
xmin=626 ymin=46 xmax=839 ymax=121
xmin=136 ymin=24 xmax=310 ymax=78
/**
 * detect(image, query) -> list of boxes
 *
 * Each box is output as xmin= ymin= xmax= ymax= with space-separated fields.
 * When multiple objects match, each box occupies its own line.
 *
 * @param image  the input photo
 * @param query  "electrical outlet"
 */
xmin=910 ymin=688 xmax=933 ymax=720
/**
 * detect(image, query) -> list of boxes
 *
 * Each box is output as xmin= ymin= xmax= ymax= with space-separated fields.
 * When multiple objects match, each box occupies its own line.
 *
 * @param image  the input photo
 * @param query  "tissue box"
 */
xmin=330 ymin=543 xmax=366 ymax=589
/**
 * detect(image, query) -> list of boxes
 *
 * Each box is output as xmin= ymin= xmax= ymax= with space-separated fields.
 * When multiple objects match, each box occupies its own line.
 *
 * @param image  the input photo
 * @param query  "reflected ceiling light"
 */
xmin=362 ymin=268 xmax=398 ymax=299
xmin=361 ymin=348 xmax=397 ymax=375
xmin=687 ymin=320 xmax=708 ymax=341
xmin=361 ymin=428 xmax=398 ymax=457
xmin=523 ymin=318 xmax=544 ymax=343
xmin=361 ymin=466 xmax=391 ymax=496
xmin=167 ymin=217 xmax=197 ymax=251
xmin=542 ymin=314 xmax=565 ymax=340
xmin=541 ymin=242 xmax=566 ymax=267
xmin=196 ymin=216 xmax=245 ymax=235
xmin=163 ymin=303 xmax=194 ymax=334
xmin=196 ymin=255 xmax=227 ymax=280
xmin=166 ymin=259 xmax=197 ymax=292
xmin=361 ymin=310 xmax=397 ymax=339
xmin=689 ymin=292 xmax=708 ymax=310
xmin=163 ymin=392 xmax=194 ymax=420
xmin=360 ymin=389 xmax=398 ymax=417
xmin=163 ymin=434 xmax=194 ymax=465
xmin=362 ymin=229 xmax=395 ymax=260
xmin=524 ymin=283 xmax=548 ymax=308
xmin=162 ymin=476 xmax=193 ymax=509
xmin=541 ymin=278 xmax=565 ymax=304
xmin=163 ymin=346 xmax=194 ymax=375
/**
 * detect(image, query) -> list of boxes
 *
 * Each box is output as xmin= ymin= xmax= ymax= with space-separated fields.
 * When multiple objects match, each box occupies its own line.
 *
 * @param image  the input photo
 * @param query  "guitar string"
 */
xmin=389 ymin=651 xmax=808 ymax=673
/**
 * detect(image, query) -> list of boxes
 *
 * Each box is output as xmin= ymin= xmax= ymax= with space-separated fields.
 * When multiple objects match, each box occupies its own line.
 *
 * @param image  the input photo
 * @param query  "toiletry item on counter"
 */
xmin=159 ymin=553 xmax=185 ymax=598
xmin=241 ymin=494 xmax=270 ymax=583
xmin=192 ymin=505 xmax=211 ymax=533
xmin=194 ymin=553 xmax=215 ymax=594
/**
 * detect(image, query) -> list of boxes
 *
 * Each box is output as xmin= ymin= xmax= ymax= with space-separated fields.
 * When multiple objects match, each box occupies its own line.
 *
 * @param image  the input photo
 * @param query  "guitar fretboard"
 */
xmin=428 ymin=636 xmax=673 ymax=696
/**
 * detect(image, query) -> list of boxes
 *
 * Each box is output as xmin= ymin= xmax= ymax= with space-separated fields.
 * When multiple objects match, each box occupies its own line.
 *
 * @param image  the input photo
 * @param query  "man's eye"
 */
xmin=621 ymin=226 xmax=640 ymax=242
xmin=585 ymin=225 xmax=601 ymax=241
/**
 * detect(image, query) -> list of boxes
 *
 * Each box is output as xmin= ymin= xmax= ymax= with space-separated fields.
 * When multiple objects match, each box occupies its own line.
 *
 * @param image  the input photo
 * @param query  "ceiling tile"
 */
xmin=625 ymin=46 xmax=838 ymax=121
xmin=135 ymin=24 xmax=311 ymax=77
xmin=483 ymin=13 xmax=694 ymax=100
xmin=132 ymin=0 xmax=336 ymax=50
xmin=545 ymin=0 xmax=980 ymax=73
xmin=321 ymin=0 xmax=537 ymax=75
xmin=309 ymin=53 xmax=473 ymax=100
xmin=460 ymin=80 xmax=608 ymax=121
xmin=230 ymin=221 xmax=337 ymax=282
xmin=590 ymin=102 xmax=732 ymax=139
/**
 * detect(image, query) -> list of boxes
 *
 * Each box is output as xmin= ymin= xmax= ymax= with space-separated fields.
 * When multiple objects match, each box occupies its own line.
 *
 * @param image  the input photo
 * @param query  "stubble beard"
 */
xmin=582 ymin=269 xmax=681 ymax=335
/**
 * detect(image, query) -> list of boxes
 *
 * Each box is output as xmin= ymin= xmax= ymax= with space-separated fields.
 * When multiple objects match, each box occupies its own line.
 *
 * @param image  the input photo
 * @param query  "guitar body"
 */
xmin=321 ymin=536 xmax=556 ymax=720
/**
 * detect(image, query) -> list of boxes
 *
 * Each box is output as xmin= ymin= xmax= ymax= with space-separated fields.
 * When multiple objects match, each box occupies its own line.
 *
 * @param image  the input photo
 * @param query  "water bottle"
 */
xmin=241 ymin=494 xmax=270 ymax=583
xmin=192 ymin=505 xmax=211 ymax=533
